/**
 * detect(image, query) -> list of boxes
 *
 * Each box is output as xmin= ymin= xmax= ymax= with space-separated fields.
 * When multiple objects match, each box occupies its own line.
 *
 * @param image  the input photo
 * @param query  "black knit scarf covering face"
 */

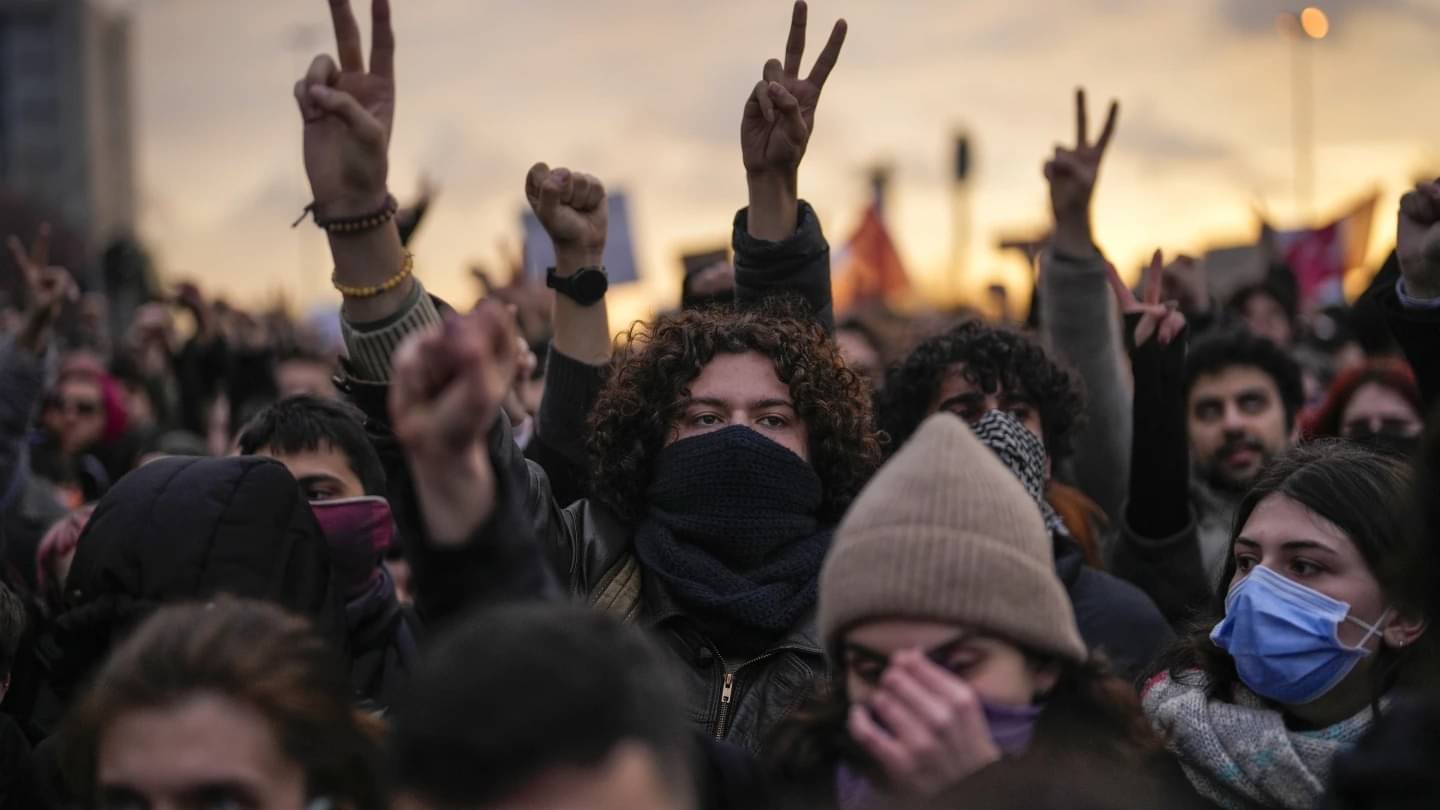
xmin=633 ymin=425 xmax=831 ymax=636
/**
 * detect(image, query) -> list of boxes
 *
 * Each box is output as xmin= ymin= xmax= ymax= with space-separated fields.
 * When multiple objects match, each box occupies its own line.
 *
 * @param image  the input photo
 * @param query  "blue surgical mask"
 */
xmin=1210 ymin=564 xmax=1389 ymax=705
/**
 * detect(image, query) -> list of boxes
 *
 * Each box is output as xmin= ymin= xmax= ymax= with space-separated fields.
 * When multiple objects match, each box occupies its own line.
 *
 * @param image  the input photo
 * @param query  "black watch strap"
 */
xmin=546 ymin=266 xmax=609 ymax=305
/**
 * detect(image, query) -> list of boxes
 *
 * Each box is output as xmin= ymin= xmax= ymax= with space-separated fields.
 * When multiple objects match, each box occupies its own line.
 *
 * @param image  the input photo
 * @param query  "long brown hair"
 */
xmin=1154 ymin=441 xmax=1440 ymax=700
xmin=64 ymin=598 xmax=385 ymax=810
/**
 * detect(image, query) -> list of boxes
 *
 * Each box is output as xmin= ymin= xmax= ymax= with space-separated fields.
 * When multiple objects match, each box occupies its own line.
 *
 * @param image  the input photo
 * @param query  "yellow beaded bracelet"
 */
xmin=332 ymin=252 xmax=414 ymax=299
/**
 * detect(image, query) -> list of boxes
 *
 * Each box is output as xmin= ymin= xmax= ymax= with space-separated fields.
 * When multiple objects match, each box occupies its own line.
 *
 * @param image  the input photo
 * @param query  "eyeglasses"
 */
xmin=46 ymin=397 xmax=101 ymax=417
xmin=1342 ymin=417 xmax=1421 ymax=439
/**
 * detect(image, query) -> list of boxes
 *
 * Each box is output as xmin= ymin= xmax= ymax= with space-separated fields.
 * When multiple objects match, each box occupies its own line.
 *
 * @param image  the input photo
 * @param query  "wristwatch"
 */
xmin=546 ymin=265 xmax=609 ymax=306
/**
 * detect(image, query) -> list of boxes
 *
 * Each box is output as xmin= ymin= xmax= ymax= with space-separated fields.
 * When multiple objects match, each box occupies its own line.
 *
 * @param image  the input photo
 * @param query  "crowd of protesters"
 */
xmin=1 ymin=0 xmax=1439 ymax=807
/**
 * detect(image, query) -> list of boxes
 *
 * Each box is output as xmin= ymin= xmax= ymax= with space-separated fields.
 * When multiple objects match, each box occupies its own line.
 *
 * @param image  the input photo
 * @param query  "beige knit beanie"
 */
xmin=819 ymin=413 xmax=1087 ymax=663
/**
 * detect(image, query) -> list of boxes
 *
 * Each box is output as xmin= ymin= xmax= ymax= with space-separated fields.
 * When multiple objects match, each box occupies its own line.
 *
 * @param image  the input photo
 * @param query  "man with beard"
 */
xmin=1113 ymin=328 xmax=1303 ymax=625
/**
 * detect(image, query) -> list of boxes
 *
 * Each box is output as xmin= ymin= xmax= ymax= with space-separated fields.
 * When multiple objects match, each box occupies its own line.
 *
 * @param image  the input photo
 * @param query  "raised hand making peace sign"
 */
xmin=295 ymin=0 xmax=396 ymax=219
xmin=1106 ymin=249 xmax=1187 ymax=350
xmin=6 ymin=224 xmax=79 ymax=354
xmin=1045 ymin=89 xmax=1120 ymax=256
xmin=741 ymin=1 xmax=847 ymax=179
xmin=741 ymin=1 xmax=847 ymax=241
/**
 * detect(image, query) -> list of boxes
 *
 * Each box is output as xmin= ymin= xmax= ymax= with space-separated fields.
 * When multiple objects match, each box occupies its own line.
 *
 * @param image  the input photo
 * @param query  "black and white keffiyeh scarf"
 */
xmin=970 ymin=409 xmax=1069 ymax=537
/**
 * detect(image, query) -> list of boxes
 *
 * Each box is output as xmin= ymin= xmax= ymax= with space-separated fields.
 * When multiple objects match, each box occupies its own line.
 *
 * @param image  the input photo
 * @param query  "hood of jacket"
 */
xmin=44 ymin=456 xmax=345 ymax=698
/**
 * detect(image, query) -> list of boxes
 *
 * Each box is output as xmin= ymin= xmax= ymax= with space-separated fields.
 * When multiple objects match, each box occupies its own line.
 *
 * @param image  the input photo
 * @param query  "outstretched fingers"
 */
xmin=1095 ymin=100 xmax=1120 ymax=153
xmin=28 ymin=223 xmax=50 ymax=268
xmin=1074 ymin=88 xmax=1119 ymax=153
xmin=1142 ymin=249 xmax=1163 ymax=306
xmin=370 ymin=0 xmax=395 ymax=79
xmin=807 ymin=18 xmax=847 ymax=89
xmin=5 ymin=236 xmax=36 ymax=289
xmin=327 ymin=0 xmax=365 ymax=72
xmin=782 ymin=1 xmax=808 ymax=77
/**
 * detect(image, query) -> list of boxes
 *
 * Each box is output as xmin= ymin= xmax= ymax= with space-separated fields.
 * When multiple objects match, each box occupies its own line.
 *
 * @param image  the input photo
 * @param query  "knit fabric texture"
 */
xmin=819 ymin=413 xmax=1086 ymax=662
xmin=633 ymin=426 xmax=831 ymax=635
xmin=971 ymin=409 xmax=1069 ymax=537
xmin=1144 ymin=670 xmax=1380 ymax=810
xmin=341 ymin=278 xmax=443 ymax=383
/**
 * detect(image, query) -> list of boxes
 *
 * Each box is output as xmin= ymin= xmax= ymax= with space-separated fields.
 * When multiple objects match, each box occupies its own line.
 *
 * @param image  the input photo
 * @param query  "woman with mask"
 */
xmin=766 ymin=414 xmax=1198 ymax=809
xmin=1145 ymin=442 xmax=1439 ymax=809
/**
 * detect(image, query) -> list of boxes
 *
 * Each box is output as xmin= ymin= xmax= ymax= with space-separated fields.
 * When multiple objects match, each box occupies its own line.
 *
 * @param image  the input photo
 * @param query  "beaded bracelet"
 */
xmin=332 ymin=252 xmax=414 ymax=299
xmin=293 ymin=194 xmax=399 ymax=234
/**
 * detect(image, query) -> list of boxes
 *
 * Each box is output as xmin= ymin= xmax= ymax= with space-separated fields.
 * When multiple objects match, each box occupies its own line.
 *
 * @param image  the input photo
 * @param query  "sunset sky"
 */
xmin=122 ymin=0 xmax=1440 ymax=326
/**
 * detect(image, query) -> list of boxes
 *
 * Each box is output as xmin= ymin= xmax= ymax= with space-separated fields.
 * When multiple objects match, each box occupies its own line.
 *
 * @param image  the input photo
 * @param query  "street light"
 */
xmin=1300 ymin=7 xmax=1329 ymax=40
xmin=1278 ymin=8 xmax=1327 ymax=220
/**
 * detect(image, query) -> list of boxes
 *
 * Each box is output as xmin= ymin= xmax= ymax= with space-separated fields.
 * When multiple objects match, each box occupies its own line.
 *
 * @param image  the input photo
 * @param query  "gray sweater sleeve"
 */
xmin=340 ymin=279 xmax=444 ymax=383
xmin=1039 ymin=250 xmax=1132 ymax=546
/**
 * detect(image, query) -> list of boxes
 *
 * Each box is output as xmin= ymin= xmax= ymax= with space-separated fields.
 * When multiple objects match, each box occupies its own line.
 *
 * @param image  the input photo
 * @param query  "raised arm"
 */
xmin=2 ymin=226 xmax=77 ymax=511
xmin=1038 ymin=89 xmax=1130 ymax=526
xmin=733 ymin=0 xmax=845 ymax=329
xmin=1387 ymin=179 xmax=1440 ymax=412
xmin=525 ymin=164 xmax=611 ymax=367
xmin=1105 ymin=252 xmax=1209 ymax=625
xmin=296 ymin=0 xmax=437 ymax=382
xmin=389 ymin=301 xmax=558 ymax=624
xmin=526 ymin=164 xmax=612 ymax=471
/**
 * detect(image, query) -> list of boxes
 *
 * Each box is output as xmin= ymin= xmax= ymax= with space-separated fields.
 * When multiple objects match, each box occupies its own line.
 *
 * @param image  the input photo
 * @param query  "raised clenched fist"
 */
xmin=525 ymin=163 xmax=609 ymax=269
xmin=1397 ymin=180 xmax=1440 ymax=299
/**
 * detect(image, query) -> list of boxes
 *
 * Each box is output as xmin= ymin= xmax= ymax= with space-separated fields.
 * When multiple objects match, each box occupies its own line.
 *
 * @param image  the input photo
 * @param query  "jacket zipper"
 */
xmin=714 ymin=672 xmax=736 ymax=739
xmin=710 ymin=645 xmax=814 ymax=739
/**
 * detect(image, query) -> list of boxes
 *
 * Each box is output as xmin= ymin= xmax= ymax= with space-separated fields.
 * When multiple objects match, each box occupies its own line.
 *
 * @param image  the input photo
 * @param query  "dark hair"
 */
xmin=587 ymin=295 xmax=881 ymax=524
xmin=64 ymin=598 xmax=384 ymax=810
xmin=235 ymin=395 xmax=386 ymax=496
xmin=1304 ymin=357 xmax=1421 ymax=439
xmin=1229 ymin=267 xmax=1298 ymax=327
xmin=836 ymin=316 xmax=884 ymax=357
xmin=0 ymin=582 xmax=24 ymax=680
xmin=766 ymin=653 xmax=1163 ymax=800
xmin=1183 ymin=330 xmax=1305 ymax=430
xmin=877 ymin=321 xmax=1083 ymax=460
xmin=1156 ymin=441 xmax=1440 ymax=698
xmin=390 ymin=603 xmax=694 ymax=807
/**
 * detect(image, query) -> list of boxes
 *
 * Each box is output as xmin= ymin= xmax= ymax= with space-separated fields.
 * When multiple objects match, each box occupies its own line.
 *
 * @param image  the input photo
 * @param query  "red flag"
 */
xmin=832 ymin=204 xmax=912 ymax=315
xmin=1269 ymin=193 xmax=1377 ymax=309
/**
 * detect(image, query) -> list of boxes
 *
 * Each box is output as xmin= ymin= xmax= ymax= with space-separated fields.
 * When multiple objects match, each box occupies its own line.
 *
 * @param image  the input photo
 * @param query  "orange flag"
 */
xmin=831 ymin=204 xmax=912 ymax=315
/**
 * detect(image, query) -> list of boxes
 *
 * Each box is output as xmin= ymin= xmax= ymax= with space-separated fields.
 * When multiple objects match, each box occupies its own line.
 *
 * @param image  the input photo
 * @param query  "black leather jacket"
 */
xmin=342 ymin=200 xmax=838 ymax=755
xmin=518 ymin=437 xmax=825 ymax=752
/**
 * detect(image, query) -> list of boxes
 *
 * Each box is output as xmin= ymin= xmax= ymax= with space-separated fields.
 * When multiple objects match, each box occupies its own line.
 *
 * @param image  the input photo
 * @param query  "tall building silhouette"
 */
xmin=0 ymin=0 xmax=135 ymax=248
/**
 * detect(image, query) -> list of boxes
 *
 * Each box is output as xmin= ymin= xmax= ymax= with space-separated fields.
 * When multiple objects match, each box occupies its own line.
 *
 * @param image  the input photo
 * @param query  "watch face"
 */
xmin=574 ymin=269 xmax=608 ymax=302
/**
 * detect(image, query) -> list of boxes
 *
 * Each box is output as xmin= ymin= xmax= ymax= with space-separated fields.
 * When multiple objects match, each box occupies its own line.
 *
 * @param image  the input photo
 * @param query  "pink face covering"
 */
xmin=309 ymin=496 xmax=396 ymax=598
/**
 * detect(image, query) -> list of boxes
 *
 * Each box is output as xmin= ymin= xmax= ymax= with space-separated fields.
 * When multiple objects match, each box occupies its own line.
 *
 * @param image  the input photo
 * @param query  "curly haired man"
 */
xmin=298 ymin=0 xmax=877 ymax=754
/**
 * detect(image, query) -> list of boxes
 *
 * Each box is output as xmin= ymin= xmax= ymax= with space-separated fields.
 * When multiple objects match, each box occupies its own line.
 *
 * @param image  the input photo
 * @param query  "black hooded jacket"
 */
xmin=36 ymin=456 xmax=346 ymax=716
